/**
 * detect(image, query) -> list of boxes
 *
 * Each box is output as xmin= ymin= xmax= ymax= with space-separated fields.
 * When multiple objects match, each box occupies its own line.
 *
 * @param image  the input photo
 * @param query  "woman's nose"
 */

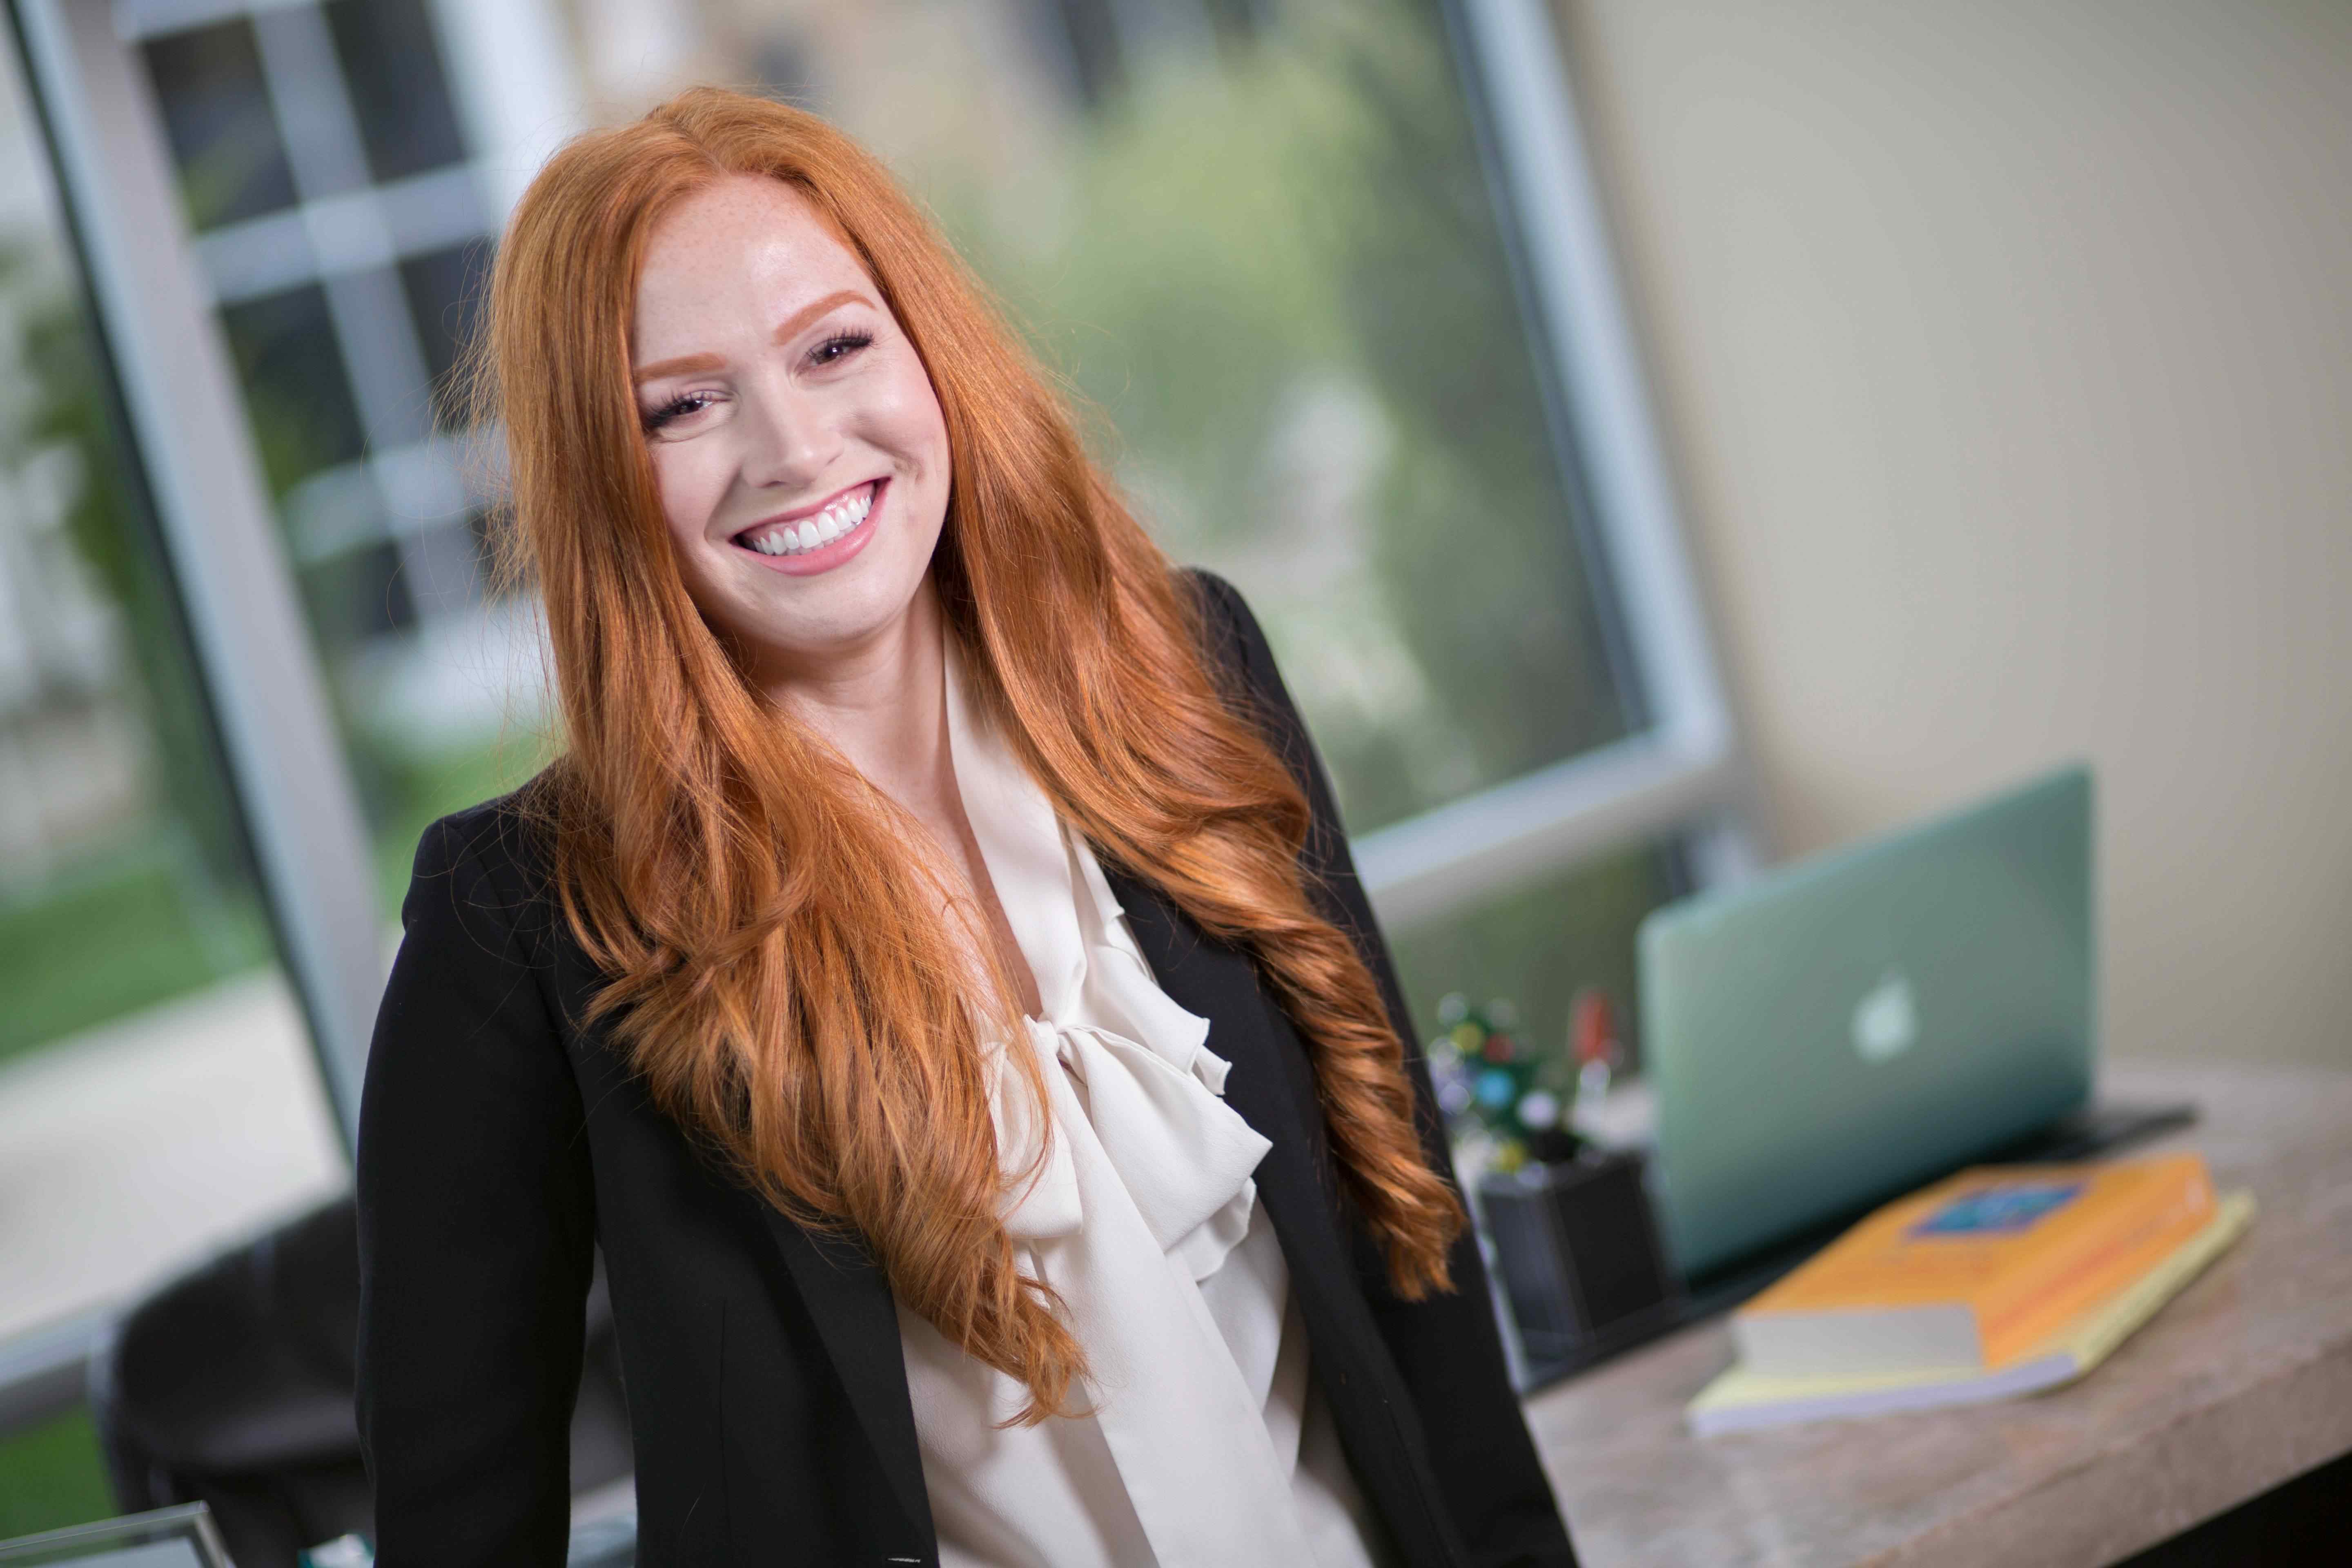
xmin=738 ymin=383 xmax=843 ymax=494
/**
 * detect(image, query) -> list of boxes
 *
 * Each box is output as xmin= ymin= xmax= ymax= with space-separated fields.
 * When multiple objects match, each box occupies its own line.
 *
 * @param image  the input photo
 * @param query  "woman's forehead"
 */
xmin=633 ymin=175 xmax=874 ymax=357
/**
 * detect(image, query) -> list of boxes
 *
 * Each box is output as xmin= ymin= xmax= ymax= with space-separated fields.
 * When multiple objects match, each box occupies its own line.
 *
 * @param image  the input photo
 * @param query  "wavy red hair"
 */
xmin=476 ymin=87 xmax=1461 ymax=1420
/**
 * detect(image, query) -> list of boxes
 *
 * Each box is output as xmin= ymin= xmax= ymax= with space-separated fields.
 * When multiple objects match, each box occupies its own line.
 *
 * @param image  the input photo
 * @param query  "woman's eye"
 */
xmin=641 ymin=392 xmax=715 ymax=434
xmin=810 ymin=331 xmax=874 ymax=368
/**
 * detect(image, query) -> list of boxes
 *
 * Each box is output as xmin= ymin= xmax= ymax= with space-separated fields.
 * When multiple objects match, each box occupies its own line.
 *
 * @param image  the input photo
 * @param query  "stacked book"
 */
xmin=1689 ymin=1152 xmax=2252 ymax=1435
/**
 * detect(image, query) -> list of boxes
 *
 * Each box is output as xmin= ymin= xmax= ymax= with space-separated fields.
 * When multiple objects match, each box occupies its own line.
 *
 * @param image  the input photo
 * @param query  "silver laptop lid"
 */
xmin=1641 ymin=766 xmax=2094 ymax=1276
xmin=0 ymin=1505 xmax=234 ymax=1568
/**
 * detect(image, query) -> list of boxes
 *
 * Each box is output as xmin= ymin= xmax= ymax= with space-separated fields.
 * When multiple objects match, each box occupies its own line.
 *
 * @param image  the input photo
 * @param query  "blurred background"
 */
xmin=0 ymin=0 xmax=2345 ymax=1534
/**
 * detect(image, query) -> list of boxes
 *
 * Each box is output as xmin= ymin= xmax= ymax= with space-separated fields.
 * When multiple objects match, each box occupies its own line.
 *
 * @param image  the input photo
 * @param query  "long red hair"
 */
xmin=478 ymin=87 xmax=1460 ymax=1420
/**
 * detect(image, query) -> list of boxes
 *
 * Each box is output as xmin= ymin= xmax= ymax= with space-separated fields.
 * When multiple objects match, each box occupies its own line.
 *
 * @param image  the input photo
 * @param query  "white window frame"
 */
xmin=1357 ymin=0 xmax=1751 ymax=932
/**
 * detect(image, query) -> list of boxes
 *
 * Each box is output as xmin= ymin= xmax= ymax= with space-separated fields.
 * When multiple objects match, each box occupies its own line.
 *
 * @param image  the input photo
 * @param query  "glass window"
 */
xmin=398 ymin=239 xmax=491 ymax=422
xmin=301 ymin=533 xmax=417 ymax=644
xmin=217 ymin=283 xmax=369 ymax=493
xmin=0 ymin=31 xmax=343 ymax=1526
xmin=321 ymin=0 xmax=470 ymax=184
xmin=132 ymin=0 xmax=529 ymax=917
xmin=137 ymin=18 xmax=297 ymax=231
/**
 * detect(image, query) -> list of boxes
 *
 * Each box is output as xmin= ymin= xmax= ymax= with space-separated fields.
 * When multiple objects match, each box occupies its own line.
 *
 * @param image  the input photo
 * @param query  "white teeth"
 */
xmin=742 ymin=485 xmax=875 ymax=557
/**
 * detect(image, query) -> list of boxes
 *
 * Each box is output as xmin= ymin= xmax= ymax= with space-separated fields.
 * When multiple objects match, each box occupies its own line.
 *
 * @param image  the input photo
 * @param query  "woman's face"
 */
xmin=631 ymin=173 xmax=951 ymax=684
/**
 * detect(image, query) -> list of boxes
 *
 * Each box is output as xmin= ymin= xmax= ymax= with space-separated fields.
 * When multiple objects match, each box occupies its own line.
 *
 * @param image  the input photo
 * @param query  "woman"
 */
xmin=356 ymin=87 xmax=1573 ymax=1568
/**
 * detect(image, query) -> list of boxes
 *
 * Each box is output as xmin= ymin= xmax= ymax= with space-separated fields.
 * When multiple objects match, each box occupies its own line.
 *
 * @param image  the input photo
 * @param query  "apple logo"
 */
xmin=1852 ymin=971 xmax=1919 ymax=1063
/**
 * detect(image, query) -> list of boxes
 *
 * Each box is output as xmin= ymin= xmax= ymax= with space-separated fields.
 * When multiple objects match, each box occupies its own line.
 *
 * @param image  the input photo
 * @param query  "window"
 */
xmin=0 ymin=20 xmax=341 ymax=1525
xmin=0 ymin=0 xmax=1745 ymax=1500
xmin=137 ymin=18 xmax=298 ymax=225
xmin=125 ymin=0 xmax=523 ymax=903
xmin=321 ymin=0 xmax=470 ymax=184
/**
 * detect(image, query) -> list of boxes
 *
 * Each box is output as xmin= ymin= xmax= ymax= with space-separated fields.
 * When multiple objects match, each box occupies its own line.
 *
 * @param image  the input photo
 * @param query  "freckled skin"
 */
xmin=632 ymin=173 xmax=952 ymax=696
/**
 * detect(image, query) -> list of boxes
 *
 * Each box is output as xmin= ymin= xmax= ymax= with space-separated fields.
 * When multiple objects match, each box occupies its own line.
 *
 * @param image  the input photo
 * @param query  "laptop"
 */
xmin=1641 ymin=766 xmax=2101 ymax=1281
xmin=0 ymin=1505 xmax=233 ymax=1568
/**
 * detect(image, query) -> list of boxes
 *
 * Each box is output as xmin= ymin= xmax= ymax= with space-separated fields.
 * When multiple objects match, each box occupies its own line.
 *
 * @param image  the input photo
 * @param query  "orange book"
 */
xmin=1733 ymin=1153 xmax=2217 ymax=1377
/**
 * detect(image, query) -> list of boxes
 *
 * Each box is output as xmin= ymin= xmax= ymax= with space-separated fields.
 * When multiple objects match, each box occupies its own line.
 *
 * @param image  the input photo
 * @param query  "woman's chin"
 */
xmin=720 ymin=541 xmax=942 ymax=682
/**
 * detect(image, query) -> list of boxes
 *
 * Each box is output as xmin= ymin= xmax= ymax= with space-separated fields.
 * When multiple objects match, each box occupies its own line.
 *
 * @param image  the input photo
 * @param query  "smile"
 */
xmin=730 ymin=480 xmax=882 ymax=574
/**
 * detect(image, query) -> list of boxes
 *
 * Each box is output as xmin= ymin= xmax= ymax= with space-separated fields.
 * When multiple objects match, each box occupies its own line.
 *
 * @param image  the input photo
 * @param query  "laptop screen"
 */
xmin=0 ymin=1506 xmax=232 ymax=1568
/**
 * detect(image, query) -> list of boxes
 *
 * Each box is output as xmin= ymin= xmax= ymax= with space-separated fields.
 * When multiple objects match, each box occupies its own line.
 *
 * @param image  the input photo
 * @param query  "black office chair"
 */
xmin=89 ymin=1196 xmax=633 ymax=1568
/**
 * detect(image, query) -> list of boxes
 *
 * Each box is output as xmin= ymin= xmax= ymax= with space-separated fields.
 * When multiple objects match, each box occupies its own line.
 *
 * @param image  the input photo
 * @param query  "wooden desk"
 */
xmin=1524 ymin=1062 xmax=2352 ymax=1567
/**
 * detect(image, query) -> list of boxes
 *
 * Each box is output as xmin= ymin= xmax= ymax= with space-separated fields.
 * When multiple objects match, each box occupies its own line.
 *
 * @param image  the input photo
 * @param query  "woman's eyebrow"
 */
xmin=633 ymin=351 xmax=723 ymax=385
xmin=772 ymin=288 xmax=872 ymax=345
xmin=631 ymin=290 xmax=875 ymax=385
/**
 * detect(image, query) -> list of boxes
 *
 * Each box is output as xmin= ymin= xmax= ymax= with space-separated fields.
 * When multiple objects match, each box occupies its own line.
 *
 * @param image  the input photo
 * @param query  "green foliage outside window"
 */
xmin=0 ymin=1406 xmax=114 ymax=1537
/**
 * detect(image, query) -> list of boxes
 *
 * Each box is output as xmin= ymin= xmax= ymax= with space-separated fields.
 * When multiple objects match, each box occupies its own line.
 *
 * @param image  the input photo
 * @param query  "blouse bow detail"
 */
xmin=993 ymin=948 xmax=1269 ymax=1285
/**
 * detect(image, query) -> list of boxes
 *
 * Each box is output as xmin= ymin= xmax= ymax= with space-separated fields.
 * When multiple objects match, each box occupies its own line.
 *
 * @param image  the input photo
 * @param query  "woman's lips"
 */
xmin=731 ymin=479 xmax=884 ymax=577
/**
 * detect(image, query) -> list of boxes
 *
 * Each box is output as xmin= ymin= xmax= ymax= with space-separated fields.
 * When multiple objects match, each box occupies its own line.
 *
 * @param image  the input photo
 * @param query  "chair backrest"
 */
xmin=89 ymin=1197 xmax=633 ymax=1568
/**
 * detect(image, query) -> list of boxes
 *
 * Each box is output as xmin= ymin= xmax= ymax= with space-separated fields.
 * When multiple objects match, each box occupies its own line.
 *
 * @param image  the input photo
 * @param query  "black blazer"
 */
xmin=356 ymin=571 xmax=1576 ymax=1567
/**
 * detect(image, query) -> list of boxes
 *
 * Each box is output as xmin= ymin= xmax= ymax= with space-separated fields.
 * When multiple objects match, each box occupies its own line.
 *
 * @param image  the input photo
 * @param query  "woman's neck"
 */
xmin=765 ymin=575 xmax=952 ymax=817
xmin=762 ymin=575 xmax=1042 ymax=1014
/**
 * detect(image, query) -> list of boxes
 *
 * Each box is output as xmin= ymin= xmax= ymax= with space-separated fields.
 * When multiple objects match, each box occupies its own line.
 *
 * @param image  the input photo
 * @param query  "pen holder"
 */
xmin=1479 ymin=1147 xmax=1680 ymax=1366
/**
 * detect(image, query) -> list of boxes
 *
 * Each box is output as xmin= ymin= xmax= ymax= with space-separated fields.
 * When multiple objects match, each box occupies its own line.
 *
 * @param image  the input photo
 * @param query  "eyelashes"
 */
xmin=638 ymin=331 xmax=878 ymax=434
xmin=642 ymin=392 xmax=712 ymax=432
xmin=811 ymin=330 xmax=874 ymax=365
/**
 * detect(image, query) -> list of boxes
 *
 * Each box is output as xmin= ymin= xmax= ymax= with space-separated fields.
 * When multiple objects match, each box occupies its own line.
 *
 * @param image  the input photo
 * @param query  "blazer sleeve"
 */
xmin=1188 ymin=569 xmax=1578 ymax=1568
xmin=356 ymin=809 xmax=595 ymax=1566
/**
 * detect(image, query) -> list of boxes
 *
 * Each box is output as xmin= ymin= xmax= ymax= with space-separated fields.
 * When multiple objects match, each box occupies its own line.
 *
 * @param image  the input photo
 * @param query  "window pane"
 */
xmin=139 ymin=18 xmax=297 ymax=230
xmin=399 ymin=239 xmax=490 ymax=423
xmin=321 ymin=0 xmax=469 ymax=184
xmin=788 ymin=0 xmax=1637 ymax=833
xmin=0 ymin=38 xmax=342 ymax=1378
xmin=300 ymin=533 xmax=417 ymax=644
xmin=218 ymin=283 xmax=368 ymax=493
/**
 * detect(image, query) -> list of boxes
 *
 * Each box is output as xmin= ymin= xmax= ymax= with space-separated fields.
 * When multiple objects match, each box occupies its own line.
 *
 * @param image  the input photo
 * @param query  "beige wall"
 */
xmin=1558 ymin=0 xmax=2352 ymax=1066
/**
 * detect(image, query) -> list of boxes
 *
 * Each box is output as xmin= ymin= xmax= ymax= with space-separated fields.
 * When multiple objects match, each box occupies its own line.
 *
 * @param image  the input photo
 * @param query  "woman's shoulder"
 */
xmin=401 ymin=769 xmax=567 ymax=945
xmin=1180 ymin=565 xmax=1297 ymax=720
xmin=1178 ymin=566 xmax=1314 ymax=761
xmin=1180 ymin=566 xmax=1271 ymax=675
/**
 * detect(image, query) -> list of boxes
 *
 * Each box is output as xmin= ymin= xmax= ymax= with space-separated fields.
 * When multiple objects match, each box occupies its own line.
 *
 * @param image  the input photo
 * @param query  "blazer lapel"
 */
xmin=1107 ymin=866 xmax=1468 ymax=1568
xmin=760 ymin=1207 xmax=935 ymax=1554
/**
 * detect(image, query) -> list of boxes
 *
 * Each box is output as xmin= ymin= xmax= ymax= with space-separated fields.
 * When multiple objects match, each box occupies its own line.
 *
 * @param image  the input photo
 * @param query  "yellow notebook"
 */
xmin=1732 ymin=1153 xmax=2217 ymax=1379
xmin=1690 ymin=1189 xmax=2253 ymax=1435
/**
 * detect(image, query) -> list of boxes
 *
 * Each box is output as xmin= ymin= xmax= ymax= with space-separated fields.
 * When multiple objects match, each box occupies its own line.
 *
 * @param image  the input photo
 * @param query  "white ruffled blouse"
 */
xmin=894 ymin=640 xmax=1387 ymax=1568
